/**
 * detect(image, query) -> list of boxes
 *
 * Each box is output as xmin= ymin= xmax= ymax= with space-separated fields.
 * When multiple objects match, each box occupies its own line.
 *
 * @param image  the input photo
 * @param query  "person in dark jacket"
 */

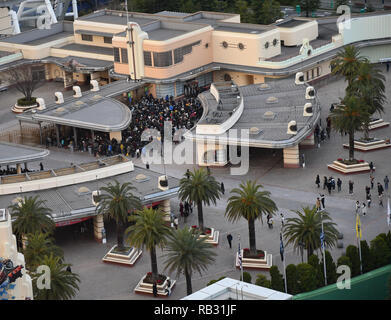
xmin=315 ymin=175 xmax=320 ymax=188
xmin=152 ymin=282 xmax=158 ymax=297
xmin=221 ymin=182 xmax=225 ymax=195
xmin=227 ymin=234 xmax=233 ymax=249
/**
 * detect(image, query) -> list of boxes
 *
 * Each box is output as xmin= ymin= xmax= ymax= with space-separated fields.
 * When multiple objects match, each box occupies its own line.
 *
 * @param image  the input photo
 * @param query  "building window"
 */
xmin=222 ymin=41 xmax=228 ymax=48
xmin=113 ymin=48 xmax=120 ymax=62
xmin=174 ymin=41 xmax=201 ymax=64
xmin=153 ymin=51 xmax=172 ymax=67
xmin=81 ymin=34 xmax=93 ymax=41
xmin=144 ymin=51 xmax=152 ymax=66
xmin=273 ymin=38 xmax=278 ymax=46
xmin=264 ymin=41 xmax=269 ymax=49
xmin=31 ymin=66 xmax=46 ymax=81
xmin=121 ymin=48 xmax=128 ymax=64
xmin=104 ymin=37 xmax=112 ymax=44
xmin=238 ymin=43 xmax=244 ymax=50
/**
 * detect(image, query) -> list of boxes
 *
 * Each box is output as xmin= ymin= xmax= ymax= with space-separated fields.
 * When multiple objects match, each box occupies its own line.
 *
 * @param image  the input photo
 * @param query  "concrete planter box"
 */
xmin=191 ymin=227 xmax=220 ymax=246
xmin=102 ymin=245 xmax=142 ymax=266
xmin=235 ymin=249 xmax=273 ymax=270
xmin=343 ymin=139 xmax=391 ymax=152
xmin=368 ymin=119 xmax=390 ymax=131
xmin=11 ymin=103 xmax=38 ymax=114
xmin=134 ymin=274 xmax=176 ymax=297
xmin=327 ymin=160 xmax=373 ymax=174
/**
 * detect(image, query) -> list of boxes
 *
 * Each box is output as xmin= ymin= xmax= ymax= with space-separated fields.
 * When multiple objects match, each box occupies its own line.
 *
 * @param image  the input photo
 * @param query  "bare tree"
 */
xmin=7 ymin=64 xmax=45 ymax=103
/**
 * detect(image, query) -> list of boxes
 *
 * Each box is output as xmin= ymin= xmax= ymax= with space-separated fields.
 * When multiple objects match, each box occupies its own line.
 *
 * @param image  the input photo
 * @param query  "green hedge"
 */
xmin=17 ymin=97 xmax=36 ymax=106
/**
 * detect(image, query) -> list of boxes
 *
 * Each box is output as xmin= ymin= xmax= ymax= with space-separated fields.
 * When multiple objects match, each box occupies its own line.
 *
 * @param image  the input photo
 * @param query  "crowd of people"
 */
xmin=44 ymin=93 xmax=203 ymax=159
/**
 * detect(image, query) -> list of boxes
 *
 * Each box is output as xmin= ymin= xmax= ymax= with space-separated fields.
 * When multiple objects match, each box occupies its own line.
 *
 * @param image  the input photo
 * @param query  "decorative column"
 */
xmin=159 ymin=200 xmax=171 ymax=223
xmin=93 ymin=214 xmax=104 ymax=243
xmin=55 ymin=124 xmax=60 ymax=147
xmin=283 ymin=145 xmax=300 ymax=168
xmin=16 ymin=163 xmax=21 ymax=174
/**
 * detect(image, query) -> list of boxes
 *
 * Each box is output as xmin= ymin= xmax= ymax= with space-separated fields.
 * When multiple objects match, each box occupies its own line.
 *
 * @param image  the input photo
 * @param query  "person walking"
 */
xmin=221 ymin=182 xmax=225 ymax=195
xmin=185 ymin=169 xmax=190 ymax=179
xmin=315 ymin=175 xmax=320 ymax=188
xmin=184 ymin=201 xmax=189 ymax=216
xmin=320 ymin=194 xmax=325 ymax=209
xmin=280 ymin=213 xmax=285 ymax=227
xmin=323 ymin=176 xmax=328 ymax=190
xmin=349 ymin=180 xmax=354 ymax=195
xmin=355 ymin=201 xmax=361 ymax=214
xmin=327 ymin=181 xmax=332 ymax=195
xmin=377 ymin=182 xmax=384 ymax=196
xmin=174 ymin=216 xmax=179 ymax=230
xmin=362 ymin=202 xmax=367 ymax=216
xmin=269 ymin=216 xmax=274 ymax=229
xmin=370 ymin=175 xmax=374 ymax=189
xmin=39 ymin=162 xmax=44 ymax=171
xmin=369 ymin=161 xmax=374 ymax=174
xmin=367 ymin=193 xmax=372 ymax=208
xmin=365 ymin=185 xmax=370 ymax=196
xmin=316 ymin=198 xmax=321 ymax=212
xmin=337 ymin=178 xmax=342 ymax=192
xmin=384 ymin=176 xmax=389 ymax=192
xmin=227 ymin=233 xmax=233 ymax=249
xmin=179 ymin=202 xmax=184 ymax=217
xmin=152 ymin=282 xmax=158 ymax=297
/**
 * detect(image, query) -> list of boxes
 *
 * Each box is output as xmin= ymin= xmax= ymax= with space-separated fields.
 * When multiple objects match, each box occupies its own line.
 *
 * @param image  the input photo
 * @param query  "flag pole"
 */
xmin=238 ymin=233 xmax=243 ymax=282
xmin=321 ymin=210 xmax=327 ymax=286
xmin=356 ymin=213 xmax=363 ymax=274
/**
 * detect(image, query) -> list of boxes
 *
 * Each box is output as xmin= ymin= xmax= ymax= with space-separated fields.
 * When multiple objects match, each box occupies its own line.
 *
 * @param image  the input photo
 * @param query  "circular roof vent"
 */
xmin=136 ymin=174 xmax=147 ymax=180
xmin=263 ymin=111 xmax=276 ymax=120
xmin=78 ymin=186 xmax=90 ymax=194
xmin=258 ymin=83 xmax=270 ymax=91
xmin=249 ymin=127 xmax=261 ymax=135
xmin=266 ymin=96 xmax=278 ymax=104
xmin=54 ymin=107 xmax=65 ymax=113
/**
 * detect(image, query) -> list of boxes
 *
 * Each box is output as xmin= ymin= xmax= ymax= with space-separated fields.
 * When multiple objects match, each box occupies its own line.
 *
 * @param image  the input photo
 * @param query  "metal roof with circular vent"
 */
xmin=135 ymin=174 xmax=150 ymax=183
xmin=258 ymin=83 xmax=270 ymax=91
xmin=249 ymin=127 xmax=262 ymax=135
xmin=76 ymin=186 xmax=91 ymax=195
xmin=263 ymin=111 xmax=276 ymax=120
xmin=266 ymin=96 xmax=278 ymax=104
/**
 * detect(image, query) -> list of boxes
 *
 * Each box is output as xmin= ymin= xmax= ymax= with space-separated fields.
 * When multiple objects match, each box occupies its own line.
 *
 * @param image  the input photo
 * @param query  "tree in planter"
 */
xmin=320 ymin=250 xmax=337 ymax=284
xmin=283 ymin=206 xmax=339 ymax=261
xmin=163 ymin=227 xmax=216 ymax=295
xmin=96 ymin=180 xmax=142 ymax=252
xmin=345 ymin=245 xmax=361 ymax=277
xmin=225 ymin=180 xmax=278 ymax=256
xmin=7 ymin=65 xmax=45 ymax=106
xmin=370 ymin=235 xmax=391 ymax=269
xmin=331 ymin=45 xmax=368 ymax=88
xmin=349 ymin=61 xmax=386 ymax=141
xmin=125 ymin=207 xmax=172 ymax=282
xmin=179 ymin=168 xmax=221 ymax=232
xmin=255 ymin=274 xmax=271 ymax=288
xmin=24 ymin=232 xmax=63 ymax=271
xmin=296 ymin=263 xmax=317 ymax=293
xmin=308 ymin=254 xmax=324 ymax=288
xmin=269 ymin=266 xmax=284 ymax=292
xmin=286 ymin=264 xmax=299 ymax=295
xmin=240 ymin=271 xmax=252 ymax=283
xmin=9 ymin=196 xmax=54 ymax=249
xmin=329 ymin=95 xmax=370 ymax=162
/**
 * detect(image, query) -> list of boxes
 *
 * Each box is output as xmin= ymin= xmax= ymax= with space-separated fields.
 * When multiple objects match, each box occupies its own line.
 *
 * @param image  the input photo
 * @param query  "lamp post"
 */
xmin=320 ymin=210 xmax=327 ymax=286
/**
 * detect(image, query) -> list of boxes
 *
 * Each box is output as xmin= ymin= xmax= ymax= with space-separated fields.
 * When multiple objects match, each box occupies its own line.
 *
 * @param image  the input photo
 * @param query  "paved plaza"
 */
xmin=1 ymin=65 xmax=390 ymax=299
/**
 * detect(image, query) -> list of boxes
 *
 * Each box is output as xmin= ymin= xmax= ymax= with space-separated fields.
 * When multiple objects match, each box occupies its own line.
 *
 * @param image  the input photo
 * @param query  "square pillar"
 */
xmin=93 ymin=214 xmax=104 ymax=243
xmin=109 ymin=131 xmax=122 ymax=142
xmin=159 ymin=199 xmax=171 ymax=223
xmin=299 ymin=131 xmax=315 ymax=149
xmin=283 ymin=145 xmax=300 ymax=168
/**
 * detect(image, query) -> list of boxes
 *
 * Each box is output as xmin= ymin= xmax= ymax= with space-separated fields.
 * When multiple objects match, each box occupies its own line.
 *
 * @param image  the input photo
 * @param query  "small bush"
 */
xmin=255 ymin=274 xmax=271 ymax=288
xmin=206 ymin=276 xmax=225 ymax=286
xmin=17 ymin=97 xmax=36 ymax=106
xmin=240 ymin=271 xmax=252 ymax=283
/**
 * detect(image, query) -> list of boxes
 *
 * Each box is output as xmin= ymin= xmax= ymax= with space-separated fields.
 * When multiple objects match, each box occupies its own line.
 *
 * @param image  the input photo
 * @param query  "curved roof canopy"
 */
xmin=0 ymin=142 xmax=49 ymax=166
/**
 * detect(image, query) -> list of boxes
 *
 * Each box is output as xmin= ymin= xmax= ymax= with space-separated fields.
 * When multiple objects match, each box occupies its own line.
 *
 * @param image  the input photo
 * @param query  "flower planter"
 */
xmin=236 ymin=249 xmax=273 ymax=270
xmin=102 ymin=245 xmax=142 ymax=266
xmin=134 ymin=273 xmax=176 ymax=297
xmin=11 ymin=103 xmax=38 ymax=114
xmin=367 ymin=119 xmax=390 ymax=131
xmin=327 ymin=159 xmax=373 ymax=174
xmin=342 ymin=138 xmax=391 ymax=152
xmin=190 ymin=226 xmax=219 ymax=246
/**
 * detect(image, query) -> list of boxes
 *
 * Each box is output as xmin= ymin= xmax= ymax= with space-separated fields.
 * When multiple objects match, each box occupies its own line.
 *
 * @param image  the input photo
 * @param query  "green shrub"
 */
xmin=370 ymin=235 xmax=391 ymax=269
xmin=286 ymin=264 xmax=298 ymax=295
xmin=296 ymin=263 xmax=317 ymax=293
xmin=206 ymin=276 xmax=226 ymax=286
xmin=360 ymin=240 xmax=374 ymax=273
xmin=17 ymin=97 xmax=36 ymax=106
xmin=269 ymin=266 xmax=284 ymax=292
xmin=320 ymin=250 xmax=337 ymax=284
xmin=345 ymin=245 xmax=360 ymax=277
xmin=255 ymin=274 xmax=271 ymax=288
xmin=240 ymin=271 xmax=252 ymax=283
xmin=308 ymin=254 xmax=324 ymax=288
xmin=337 ymin=255 xmax=352 ymax=271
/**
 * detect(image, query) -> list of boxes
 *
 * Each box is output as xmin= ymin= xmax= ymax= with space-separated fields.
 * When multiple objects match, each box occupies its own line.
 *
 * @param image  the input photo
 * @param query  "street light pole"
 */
xmin=321 ymin=210 xmax=327 ymax=286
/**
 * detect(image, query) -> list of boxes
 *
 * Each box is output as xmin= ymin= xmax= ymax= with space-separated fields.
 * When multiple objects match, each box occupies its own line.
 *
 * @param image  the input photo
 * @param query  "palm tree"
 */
xmin=9 ymin=196 xmax=54 ymax=248
xmin=329 ymin=95 xmax=370 ymax=161
xmin=32 ymin=253 xmax=80 ymax=300
xmin=225 ymin=181 xmax=277 ymax=255
xmin=24 ymin=232 xmax=63 ymax=270
xmin=331 ymin=45 xmax=368 ymax=88
xmin=179 ymin=168 xmax=221 ymax=232
xmin=283 ymin=206 xmax=339 ymax=261
xmin=125 ymin=207 xmax=172 ymax=282
xmin=96 ymin=180 xmax=142 ymax=251
xmin=163 ymin=227 xmax=216 ymax=295
xmin=349 ymin=61 xmax=387 ymax=140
